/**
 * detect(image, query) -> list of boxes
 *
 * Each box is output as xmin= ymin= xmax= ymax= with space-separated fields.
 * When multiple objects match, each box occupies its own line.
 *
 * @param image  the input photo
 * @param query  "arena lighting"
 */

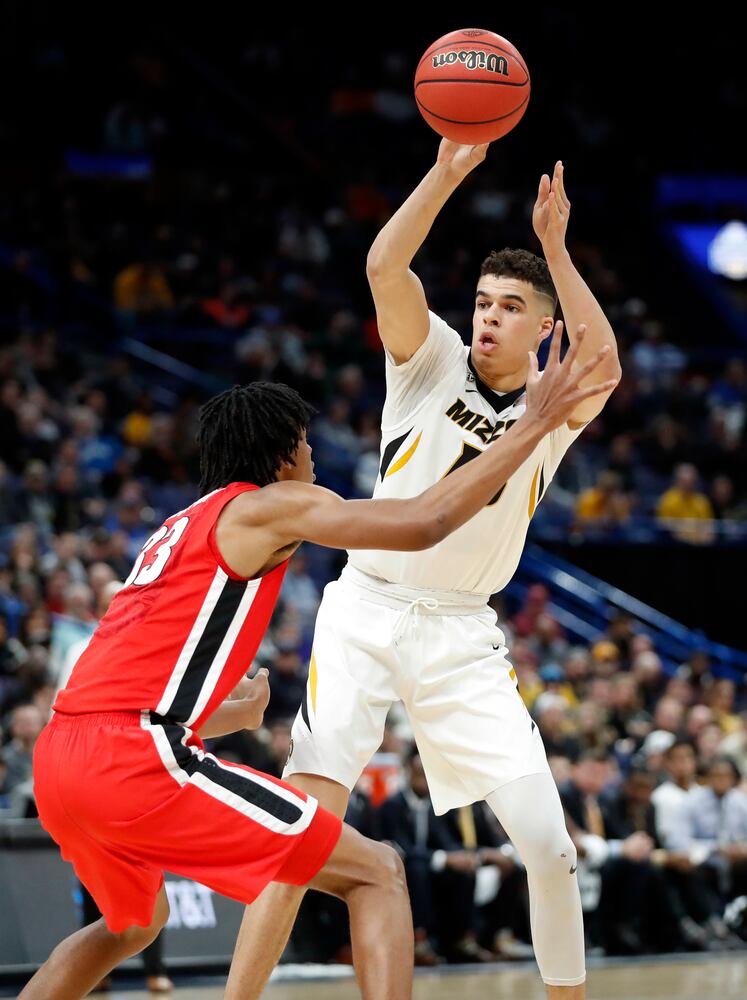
xmin=708 ymin=221 xmax=747 ymax=280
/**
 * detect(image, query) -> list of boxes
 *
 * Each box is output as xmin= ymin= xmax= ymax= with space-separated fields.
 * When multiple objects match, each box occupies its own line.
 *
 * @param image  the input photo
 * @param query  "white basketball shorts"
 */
xmin=283 ymin=564 xmax=550 ymax=815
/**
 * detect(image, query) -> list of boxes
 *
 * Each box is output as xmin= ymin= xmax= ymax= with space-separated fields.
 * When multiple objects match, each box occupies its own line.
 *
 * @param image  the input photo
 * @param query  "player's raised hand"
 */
xmin=437 ymin=138 xmax=489 ymax=178
xmin=525 ymin=320 xmax=618 ymax=432
xmin=533 ymin=161 xmax=571 ymax=258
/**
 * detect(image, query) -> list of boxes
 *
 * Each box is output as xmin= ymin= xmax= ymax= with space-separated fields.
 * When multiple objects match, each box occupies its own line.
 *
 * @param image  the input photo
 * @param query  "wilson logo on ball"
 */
xmin=431 ymin=50 xmax=509 ymax=76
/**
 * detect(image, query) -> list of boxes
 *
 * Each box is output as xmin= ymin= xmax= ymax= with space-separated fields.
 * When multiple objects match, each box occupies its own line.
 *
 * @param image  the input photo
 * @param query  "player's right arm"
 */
xmin=366 ymin=140 xmax=488 ymax=364
xmin=218 ymin=324 xmax=617 ymax=576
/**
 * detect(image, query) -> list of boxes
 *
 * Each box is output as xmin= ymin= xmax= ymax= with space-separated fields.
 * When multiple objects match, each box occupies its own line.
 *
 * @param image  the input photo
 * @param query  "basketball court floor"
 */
xmin=72 ymin=954 xmax=747 ymax=999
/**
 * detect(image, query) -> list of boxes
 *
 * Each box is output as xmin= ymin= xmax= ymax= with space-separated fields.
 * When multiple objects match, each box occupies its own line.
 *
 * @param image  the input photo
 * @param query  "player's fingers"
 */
xmin=548 ymin=319 xmax=564 ymax=367
xmin=548 ymin=190 xmax=562 ymax=222
xmin=573 ymin=344 xmax=611 ymax=383
xmin=527 ymin=350 xmax=539 ymax=380
xmin=561 ymin=323 xmax=586 ymax=367
xmin=537 ymin=326 xmax=553 ymax=345
xmin=573 ymin=377 xmax=620 ymax=401
xmin=558 ymin=162 xmax=570 ymax=207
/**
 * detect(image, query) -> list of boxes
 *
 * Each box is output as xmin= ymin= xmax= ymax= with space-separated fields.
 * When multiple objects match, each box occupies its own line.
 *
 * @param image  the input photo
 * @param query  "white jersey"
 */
xmin=348 ymin=310 xmax=584 ymax=594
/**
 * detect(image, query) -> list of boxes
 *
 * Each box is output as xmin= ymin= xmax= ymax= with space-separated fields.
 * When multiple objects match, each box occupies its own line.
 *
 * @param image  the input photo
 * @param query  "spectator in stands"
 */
xmin=605 ymin=612 xmax=638 ymax=668
xmin=563 ymin=646 xmax=592 ymax=699
xmin=652 ymin=697 xmax=686 ymax=738
xmin=263 ymin=642 xmax=307 ymax=727
xmin=639 ymin=729 xmax=676 ymax=778
xmin=652 ymin=740 xmax=698 ymax=848
xmin=280 ymin=549 xmax=321 ymax=642
xmin=0 ymin=612 xmax=27 ymax=690
xmin=706 ymin=679 xmax=742 ymax=736
xmin=656 ymin=464 xmax=715 ymax=544
xmin=48 ymin=582 xmax=96 ymax=684
xmin=560 ymin=751 xmax=674 ymax=954
xmin=721 ymin=713 xmax=747 ymax=779
xmin=696 ymin=722 xmax=728 ymax=774
xmin=575 ymin=701 xmax=616 ymax=756
xmin=113 ymin=260 xmax=174 ymax=319
xmin=632 ymin=651 xmax=665 ymax=713
xmin=686 ymin=704 xmax=715 ymax=743
xmin=574 ymin=470 xmax=632 ymax=531
xmin=528 ymin=616 xmax=570 ymax=671
xmin=711 ymin=474 xmax=747 ymax=521
xmin=264 ymin=718 xmax=294 ymax=779
xmin=708 ymin=360 xmax=746 ymax=447
xmin=513 ymin=583 xmax=551 ymax=639
xmin=14 ymin=461 xmax=55 ymax=533
xmin=589 ymin=642 xmax=622 ymax=680
xmin=607 ymin=673 xmax=650 ymax=745
xmin=663 ymin=676 xmax=696 ymax=710
xmin=376 ymin=746 xmax=493 ymax=965
xmin=668 ymin=757 xmax=747 ymax=937
xmin=2 ymin=703 xmax=44 ymax=793
xmin=630 ymin=319 xmax=686 ymax=393
xmin=534 ymin=692 xmax=580 ymax=759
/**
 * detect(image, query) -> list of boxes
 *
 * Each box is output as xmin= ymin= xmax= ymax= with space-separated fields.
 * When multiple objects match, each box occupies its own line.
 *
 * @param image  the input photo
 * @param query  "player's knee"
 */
xmin=149 ymin=887 xmax=171 ymax=933
xmin=373 ymin=842 xmax=408 ymax=897
xmin=117 ymin=894 xmax=169 ymax=950
xmin=520 ymin=826 xmax=577 ymax=882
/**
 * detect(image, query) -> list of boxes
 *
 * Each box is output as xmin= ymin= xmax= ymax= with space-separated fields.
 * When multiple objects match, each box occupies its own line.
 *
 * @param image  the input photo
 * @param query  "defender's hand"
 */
xmin=525 ymin=320 xmax=618 ymax=433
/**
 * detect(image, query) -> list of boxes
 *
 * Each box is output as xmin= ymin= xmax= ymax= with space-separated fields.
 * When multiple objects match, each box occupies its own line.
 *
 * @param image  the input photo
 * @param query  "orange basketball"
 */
xmin=414 ymin=28 xmax=530 ymax=144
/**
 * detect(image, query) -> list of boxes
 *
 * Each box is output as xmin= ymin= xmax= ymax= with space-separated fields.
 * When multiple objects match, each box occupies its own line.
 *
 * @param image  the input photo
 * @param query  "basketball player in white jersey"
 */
xmin=239 ymin=142 xmax=621 ymax=998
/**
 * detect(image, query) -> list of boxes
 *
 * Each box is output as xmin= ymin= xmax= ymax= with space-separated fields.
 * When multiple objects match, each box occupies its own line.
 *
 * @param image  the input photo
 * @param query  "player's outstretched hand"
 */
xmin=525 ymin=320 xmax=618 ymax=433
xmin=533 ymin=160 xmax=570 ymax=259
xmin=437 ymin=138 xmax=489 ymax=179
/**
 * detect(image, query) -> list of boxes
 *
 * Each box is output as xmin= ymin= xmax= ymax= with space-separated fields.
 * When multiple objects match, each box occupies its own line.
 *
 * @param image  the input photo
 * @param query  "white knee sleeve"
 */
xmin=486 ymin=773 xmax=585 ymax=988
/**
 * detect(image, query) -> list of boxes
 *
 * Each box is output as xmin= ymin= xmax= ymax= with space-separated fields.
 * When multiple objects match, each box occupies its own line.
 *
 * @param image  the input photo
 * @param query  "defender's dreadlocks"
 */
xmin=197 ymin=382 xmax=315 ymax=496
xmin=480 ymin=248 xmax=558 ymax=313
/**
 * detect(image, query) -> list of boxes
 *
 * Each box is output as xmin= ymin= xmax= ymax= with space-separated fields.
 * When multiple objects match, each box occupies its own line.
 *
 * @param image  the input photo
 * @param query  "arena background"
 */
xmin=1 ymin=7 xmax=746 ymax=997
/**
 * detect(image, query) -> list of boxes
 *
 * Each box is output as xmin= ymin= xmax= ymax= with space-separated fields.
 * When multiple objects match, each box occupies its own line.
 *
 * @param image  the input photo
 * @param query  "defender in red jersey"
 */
xmin=23 ymin=361 xmax=616 ymax=1000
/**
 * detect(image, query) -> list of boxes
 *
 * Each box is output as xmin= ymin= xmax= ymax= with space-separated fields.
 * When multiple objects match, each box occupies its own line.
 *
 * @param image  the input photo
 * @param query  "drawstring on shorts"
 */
xmin=392 ymin=597 xmax=440 ymax=646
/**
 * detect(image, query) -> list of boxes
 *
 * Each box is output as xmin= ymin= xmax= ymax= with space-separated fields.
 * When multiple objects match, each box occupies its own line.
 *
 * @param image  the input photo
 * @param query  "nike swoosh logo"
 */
xmin=492 ymin=644 xmax=501 ymax=650
xmin=569 ymin=864 xmax=577 ymax=874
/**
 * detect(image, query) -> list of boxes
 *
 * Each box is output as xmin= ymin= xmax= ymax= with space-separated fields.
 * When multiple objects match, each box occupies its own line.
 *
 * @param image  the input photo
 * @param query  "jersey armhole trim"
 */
xmin=381 ymin=345 xmax=470 ymax=433
xmin=207 ymin=484 xmax=259 ymax=581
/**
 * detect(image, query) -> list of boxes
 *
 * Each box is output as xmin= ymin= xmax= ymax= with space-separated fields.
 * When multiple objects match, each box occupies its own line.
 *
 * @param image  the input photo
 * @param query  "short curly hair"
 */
xmin=198 ymin=382 xmax=315 ymax=495
xmin=479 ymin=248 xmax=557 ymax=313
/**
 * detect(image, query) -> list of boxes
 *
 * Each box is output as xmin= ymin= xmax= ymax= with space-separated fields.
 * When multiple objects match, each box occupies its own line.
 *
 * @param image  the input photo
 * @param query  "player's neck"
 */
xmin=469 ymin=350 xmax=526 ymax=394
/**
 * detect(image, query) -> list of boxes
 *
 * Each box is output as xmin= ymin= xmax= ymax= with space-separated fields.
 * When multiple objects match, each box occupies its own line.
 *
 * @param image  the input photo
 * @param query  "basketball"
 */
xmin=414 ymin=28 xmax=530 ymax=144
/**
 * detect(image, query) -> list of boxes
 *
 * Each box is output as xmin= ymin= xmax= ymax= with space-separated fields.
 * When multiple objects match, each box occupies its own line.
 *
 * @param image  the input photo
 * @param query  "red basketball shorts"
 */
xmin=33 ymin=711 xmax=342 ymax=932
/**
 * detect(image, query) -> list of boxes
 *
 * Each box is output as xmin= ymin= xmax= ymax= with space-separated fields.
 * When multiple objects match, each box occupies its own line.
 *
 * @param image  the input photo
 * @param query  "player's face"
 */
xmin=284 ymin=430 xmax=315 ymax=484
xmin=470 ymin=275 xmax=554 ymax=385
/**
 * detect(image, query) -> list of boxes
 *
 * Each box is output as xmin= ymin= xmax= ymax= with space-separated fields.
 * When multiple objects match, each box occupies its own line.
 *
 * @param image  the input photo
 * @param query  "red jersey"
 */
xmin=55 ymin=483 xmax=287 ymax=729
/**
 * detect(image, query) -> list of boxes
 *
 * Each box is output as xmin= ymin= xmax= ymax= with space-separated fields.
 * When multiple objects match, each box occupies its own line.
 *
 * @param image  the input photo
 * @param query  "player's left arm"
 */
xmin=533 ymin=161 xmax=622 ymax=427
xmin=197 ymin=669 xmax=270 ymax=738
